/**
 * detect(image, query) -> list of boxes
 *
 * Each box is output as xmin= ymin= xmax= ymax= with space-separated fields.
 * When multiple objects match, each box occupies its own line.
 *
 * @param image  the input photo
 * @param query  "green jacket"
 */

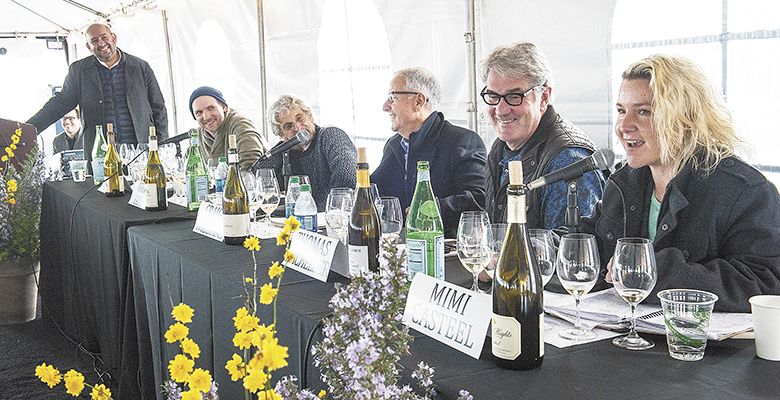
xmin=198 ymin=109 xmax=268 ymax=171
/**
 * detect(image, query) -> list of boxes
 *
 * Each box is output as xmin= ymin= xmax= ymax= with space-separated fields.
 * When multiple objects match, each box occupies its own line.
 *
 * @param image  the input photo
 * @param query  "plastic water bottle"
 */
xmin=294 ymin=183 xmax=317 ymax=232
xmin=285 ymin=176 xmax=301 ymax=217
xmin=214 ymin=156 xmax=228 ymax=193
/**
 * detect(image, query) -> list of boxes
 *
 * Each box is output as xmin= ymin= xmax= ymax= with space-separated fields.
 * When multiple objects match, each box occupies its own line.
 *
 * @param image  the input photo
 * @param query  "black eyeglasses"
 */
xmin=386 ymin=91 xmax=421 ymax=104
xmin=480 ymin=85 xmax=542 ymax=106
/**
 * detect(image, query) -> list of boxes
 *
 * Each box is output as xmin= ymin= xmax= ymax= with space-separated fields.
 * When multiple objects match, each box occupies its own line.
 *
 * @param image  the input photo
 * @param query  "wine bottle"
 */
xmin=91 ymin=125 xmax=107 ymax=185
xmin=405 ymin=161 xmax=444 ymax=280
xmin=222 ymin=134 xmax=250 ymax=245
xmin=103 ymin=123 xmax=124 ymax=197
xmin=348 ymin=147 xmax=381 ymax=276
xmin=185 ymin=130 xmax=209 ymax=211
xmin=491 ymin=160 xmax=544 ymax=370
xmin=143 ymin=127 xmax=168 ymax=211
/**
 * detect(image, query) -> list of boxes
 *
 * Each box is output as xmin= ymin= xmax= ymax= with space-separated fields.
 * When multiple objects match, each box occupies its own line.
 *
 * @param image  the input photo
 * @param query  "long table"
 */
xmin=125 ymin=219 xmax=780 ymax=400
xmin=39 ymin=180 xmax=191 ymax=399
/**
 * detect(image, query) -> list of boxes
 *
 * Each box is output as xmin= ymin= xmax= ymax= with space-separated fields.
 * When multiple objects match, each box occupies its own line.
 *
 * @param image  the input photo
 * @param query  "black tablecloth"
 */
xmin=39 ymin=180 xmax=191 ymax=399
xmin=126 ymin=220 xmax=780 ymax=400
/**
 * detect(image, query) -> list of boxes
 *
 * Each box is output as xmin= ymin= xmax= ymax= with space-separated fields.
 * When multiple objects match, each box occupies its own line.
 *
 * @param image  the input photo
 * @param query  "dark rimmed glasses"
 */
xmin=386 ymin=91 xmax=421 ymax=104
xmin=480 ymin=85 xmax=543 ymax=106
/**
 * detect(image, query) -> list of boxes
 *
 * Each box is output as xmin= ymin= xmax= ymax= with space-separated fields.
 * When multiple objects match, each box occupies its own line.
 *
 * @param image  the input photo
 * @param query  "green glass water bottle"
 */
xmin=405 ymin=160 xmax=445 ymax=280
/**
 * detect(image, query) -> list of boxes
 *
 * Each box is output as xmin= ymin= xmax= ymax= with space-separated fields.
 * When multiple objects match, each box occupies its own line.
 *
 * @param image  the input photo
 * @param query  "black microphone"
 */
xmin=259 ymin=130 xmax=310 ymax=161
xmin=158 ymin=128 xmax=197 ymax=146
xmin=526 ymin=148 xmax=614 ymax=191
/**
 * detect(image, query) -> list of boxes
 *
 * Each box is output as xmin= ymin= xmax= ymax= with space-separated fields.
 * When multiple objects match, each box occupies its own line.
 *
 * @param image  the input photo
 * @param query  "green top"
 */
xmin=647 ymin=192 xmax=661 ymax=241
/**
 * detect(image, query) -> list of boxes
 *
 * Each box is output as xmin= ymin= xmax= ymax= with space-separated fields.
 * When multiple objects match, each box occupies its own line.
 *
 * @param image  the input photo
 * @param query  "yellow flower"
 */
xmin=181 ymin=390 xmax=201 ymax=400
xmin=318 ymin=389 xmax=327 ymax=398
xmin=168 ymin=354 xmax=194 ymax=383
xmin=181 ymin=337 xmax=201 ymax=359
xmin=242 ymin=369 xmax=269 ymax=394
xmin=234 ymin=306 xmax=249 ymax=319
xmin=225 ymin=353 xmax=246 ymax=381
xmin=6 ymin=180 xmax=16 ymax=192
xmin=250 ymin=324 xmax=275 ymax=348
xmin=165 ymin=322 xmax=189 ymax=343
xmin=7 ymin=197 xmax=16 ymax=205
xmin=35 ymin=363 xmax=62 ymax=388
xmin=233 ymin=331 xmax=253 ymax=350
xmin=187 ymin=368 xmax=212 ymax=393
xmin=172 ymin=303 xmax=194 ymax=323
xmin=245 ymin=277 xmax=254 ymax=284
xmin=90 ymin=383 xmax=112 ymax=400
xmin=258 ymin=389 xmax=283 ymax=400
xmin=284 ymin=216 xmax=301 ymax=232
xmin=244 ymin=236 xmax=261 ymax=251
xmin=284 ymin=249 xmax=295 ymax=263
xmin=9 ymin=143 xmax=16 ymax=150
xmin=1 ymin=155 xmax=7 ymax=162
xmin=260 ymin=283 xmax=278 ymax=305
xmin=276 ymin=228 xmax=291 ymax=246
xmin=63 ymin=370 xmax=85 ymax=396
xmin=268 ymin=262 xmax=284 ymax=279
xmin=5 ymin=147 xmax=13 ymax=157
xmin=258 ymin=337 xmax=289 ymax=371
xmin=234 ymin=313 xmax=260 ymax=333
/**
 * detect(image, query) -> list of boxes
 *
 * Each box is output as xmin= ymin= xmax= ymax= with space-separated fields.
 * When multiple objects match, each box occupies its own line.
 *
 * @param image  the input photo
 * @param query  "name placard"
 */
xmin=128 ymin=181 xmax=146 ymax=209
xmin=284 ymin=230 xmax=345 ymax=282
xmin=402 ymin=273 xmax=491 ymax=359
xmin=193 ymin=201 xmax=224 ymax=242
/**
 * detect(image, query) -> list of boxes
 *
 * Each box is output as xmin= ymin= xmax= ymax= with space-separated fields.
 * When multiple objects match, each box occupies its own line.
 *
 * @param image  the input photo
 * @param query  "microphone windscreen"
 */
xmin=593 ymin=148 xmax=615 ymax=170
xmin=295 ymin=130 xmax=311 ymax=144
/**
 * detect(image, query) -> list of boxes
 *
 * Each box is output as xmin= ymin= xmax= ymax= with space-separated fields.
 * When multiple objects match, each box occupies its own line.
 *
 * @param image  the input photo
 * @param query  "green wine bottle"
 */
xmin=348 ymin=147 xmax=381 ymax=276
xmin=91 ymin=124 xmax=107 ymax=185
xmin=144 ymin=127 xmax=168 ymax=211
xmin=405 ymin=160 xmax=444 ymax=280
xmin=185 ymin=130 xmax=209 ymax=211
xmin=103 ymin=123 xmax=124 ymax=197
xmin=222 ymin=134 xmax=250 ymax=245
xmin=491 ymin=160 xmax=544 ymax=370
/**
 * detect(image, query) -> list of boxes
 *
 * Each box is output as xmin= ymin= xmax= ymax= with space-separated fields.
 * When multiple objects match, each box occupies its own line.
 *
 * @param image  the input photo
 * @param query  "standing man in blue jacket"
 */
xmin=28 ymin=23 xmax=168 ymax=161
xmin=372 ymin=67 xmax=487 ymax=238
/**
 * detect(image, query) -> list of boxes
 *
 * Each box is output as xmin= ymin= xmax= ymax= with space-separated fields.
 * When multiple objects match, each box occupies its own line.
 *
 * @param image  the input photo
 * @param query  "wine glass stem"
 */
xmin=574 ymin=297 xmax=583 ymax=331
xmin=628 ymin=303 xmax=638 ymax=338
xmin=472 ymin=272 xmax=480 ymax=292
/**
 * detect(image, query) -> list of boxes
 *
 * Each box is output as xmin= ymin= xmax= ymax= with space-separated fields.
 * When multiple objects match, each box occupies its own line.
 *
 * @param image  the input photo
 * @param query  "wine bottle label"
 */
xmin=148 ymin=140 xmax=158 ymax=151
xmin=186 ymin=175 xmax=209 ymax=203
xmin=223 ymin=213 xmax=250 ymax=237
xmin=117 ymin=176 xmax=125 ymax=192
xmin=228 ymin=153 xmax=238 ymax=164
xmin=348 ymin=245 xmax=370 ymax=277
xmin=144 ymin=183 xmax=159 ymax=208
xmin=491 ymin=314 xmax=522 ymax=360
xmin=506 ymin=193 xmax=527 ymax=224
xmin=406 ymin=239 xmax=427 ymax=279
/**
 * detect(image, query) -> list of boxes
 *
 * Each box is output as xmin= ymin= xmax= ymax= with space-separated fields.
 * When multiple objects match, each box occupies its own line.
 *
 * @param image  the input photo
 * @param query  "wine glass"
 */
xmin=369 ymin=183 xmax=380 ymax=208
xmin=241 ymin=170 xmax=258 ymax=222
xmin=529 ymin=229 xmax=557 ymax=287
xmin=378 ymin=196 xmax=403 ymax=246
xmin=556 ymin=233 xmax=600 ymax=340
xmin=456 ymin=211 xmax=492 ymax=293
xmin=611 ymin=237 xmax=657 ymax=350
xmin=325 ymin=188 xmax=353 ymax=244
xmin=484 ymin=223 xmax=507 ymax=280
xmin=255 ymin=169 xmax=281 ymax=234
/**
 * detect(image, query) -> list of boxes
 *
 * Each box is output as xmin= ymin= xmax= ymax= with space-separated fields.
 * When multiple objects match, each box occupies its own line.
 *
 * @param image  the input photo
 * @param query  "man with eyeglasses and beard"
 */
xmin=372 ymin=66 xmax=487 ymax=238
xmin=52 ymin=109 xmax=83 ymax=154
xmin=481 ymin=42 xmax=605 ymax=230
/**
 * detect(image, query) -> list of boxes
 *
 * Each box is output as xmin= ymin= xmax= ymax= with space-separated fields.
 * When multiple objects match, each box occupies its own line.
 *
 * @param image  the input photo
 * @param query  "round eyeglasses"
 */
xmin=480 ymin=85 xmax=542 ymax=106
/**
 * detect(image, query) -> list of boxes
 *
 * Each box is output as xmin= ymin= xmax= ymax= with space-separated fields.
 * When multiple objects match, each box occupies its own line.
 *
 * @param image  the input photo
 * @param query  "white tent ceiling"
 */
xmin=0 ymin=0 xmax=157 ymax=35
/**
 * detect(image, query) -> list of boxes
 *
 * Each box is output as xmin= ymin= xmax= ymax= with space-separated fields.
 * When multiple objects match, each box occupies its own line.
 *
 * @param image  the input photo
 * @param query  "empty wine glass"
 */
xmin=484 ymin=223 xmax=508 ymax=280
xmin=457 ymin=211 xmax=492 ymax=293
xmin=325 ymin=188 xmax=353 ymax=244
xmin=556 ymin=233 xmax=600 ymax=341
xmin=241 ymin=170 xmax=258 ymax=222
xmin=529 ymin=229 xmax=557 ymax=287
xmin=369 ymin=183 xmax=380 ymax=208
xmin=255 ymin=169 xmax=281 ymax=234
xmin=611 ymin=237 xmax=657 ymax=350
xmin=378 ymin=196 xmax=403 ymax=246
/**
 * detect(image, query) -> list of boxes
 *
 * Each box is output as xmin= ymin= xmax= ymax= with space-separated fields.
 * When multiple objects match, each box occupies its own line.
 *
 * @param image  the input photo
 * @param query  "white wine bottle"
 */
xmin=348 ymin=147 xmax=381 ymax=276
xmin=103 ymin=123 xmax=124 ymax=197
xmin=222 ymin=134 xmax=250 ymax=245
xmin=144 ymin=127 xmax=168 ymax=211
xmin=491 ymin=160 xmax=544 ymax=370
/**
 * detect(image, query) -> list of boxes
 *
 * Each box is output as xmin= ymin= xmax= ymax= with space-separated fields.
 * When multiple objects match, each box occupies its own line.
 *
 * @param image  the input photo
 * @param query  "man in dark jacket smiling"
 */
xmin=371 ymin=67 xmax=486 ymax=238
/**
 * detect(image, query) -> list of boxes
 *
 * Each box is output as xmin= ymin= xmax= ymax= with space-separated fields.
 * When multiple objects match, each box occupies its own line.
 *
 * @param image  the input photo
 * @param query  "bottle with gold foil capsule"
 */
xmin=491 ymin=160 xmax=544 ymax=370
xmin=347 ymin=147 xmax=381 ymax=276
xmin=144 ymin=127 xmax=168 ymax=211
xmin=103 ymin=123 xmax=124 ymax=197
xmin=222 ymin=134 xmax=250 ymax=245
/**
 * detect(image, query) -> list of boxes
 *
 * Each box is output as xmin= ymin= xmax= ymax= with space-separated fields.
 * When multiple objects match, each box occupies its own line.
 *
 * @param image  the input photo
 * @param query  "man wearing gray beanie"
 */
xmin=189 ymin=86 xmax=269 ymax=171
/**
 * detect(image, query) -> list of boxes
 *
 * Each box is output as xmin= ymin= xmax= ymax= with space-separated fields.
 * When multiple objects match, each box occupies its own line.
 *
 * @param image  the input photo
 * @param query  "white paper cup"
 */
xmin=749 ymin=295 xmax=780 ymax=361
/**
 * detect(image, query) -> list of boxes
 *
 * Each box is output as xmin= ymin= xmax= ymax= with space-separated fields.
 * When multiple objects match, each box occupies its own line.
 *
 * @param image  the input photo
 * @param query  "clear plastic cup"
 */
xmin=657 ymin=289 xmax=718 ymax=361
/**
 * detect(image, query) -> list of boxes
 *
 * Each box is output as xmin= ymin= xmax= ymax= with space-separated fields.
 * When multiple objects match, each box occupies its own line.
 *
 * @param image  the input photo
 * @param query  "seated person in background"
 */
xmin=371 ymin=67 xmax=487 ymax=238
xmin=481 ymin=42 xmax=605 ymax=229
xmin=189 ymin=86 xmax=269 ymax=171
xmin=583 ymin=54 xmax=780 ymax=312
xmin=52 ymin=109 xmax=84 ymax=153
xmin=255 ymin=95 xmax=356 ymax=210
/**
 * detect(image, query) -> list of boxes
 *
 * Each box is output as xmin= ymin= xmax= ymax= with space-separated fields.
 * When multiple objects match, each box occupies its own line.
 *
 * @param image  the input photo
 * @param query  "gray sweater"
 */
xmin=255 ymin=125 xmax=356 ymax=211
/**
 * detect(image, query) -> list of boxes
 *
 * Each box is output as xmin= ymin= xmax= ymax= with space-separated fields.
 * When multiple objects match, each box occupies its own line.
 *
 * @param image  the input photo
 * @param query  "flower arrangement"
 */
xmin=34 ymin=362 xmax=112 ymax=399
xmin=1 ymin=124 xmax=47 ymax=263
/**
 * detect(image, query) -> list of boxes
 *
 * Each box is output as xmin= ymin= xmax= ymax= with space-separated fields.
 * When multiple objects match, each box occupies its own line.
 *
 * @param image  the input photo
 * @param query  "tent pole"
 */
xmin=256 ymin=0 xmax=268 ymax=138
xmin=465 ymin=0 xmax=478 ymax=135
xmin=161 ymin=9 xmax=178 ymax=135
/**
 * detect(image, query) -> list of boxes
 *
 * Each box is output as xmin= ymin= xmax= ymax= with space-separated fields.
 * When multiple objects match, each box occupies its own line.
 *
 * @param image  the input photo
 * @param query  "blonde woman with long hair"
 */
xmin=580 ymin=54 xmax=780 ymax=312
